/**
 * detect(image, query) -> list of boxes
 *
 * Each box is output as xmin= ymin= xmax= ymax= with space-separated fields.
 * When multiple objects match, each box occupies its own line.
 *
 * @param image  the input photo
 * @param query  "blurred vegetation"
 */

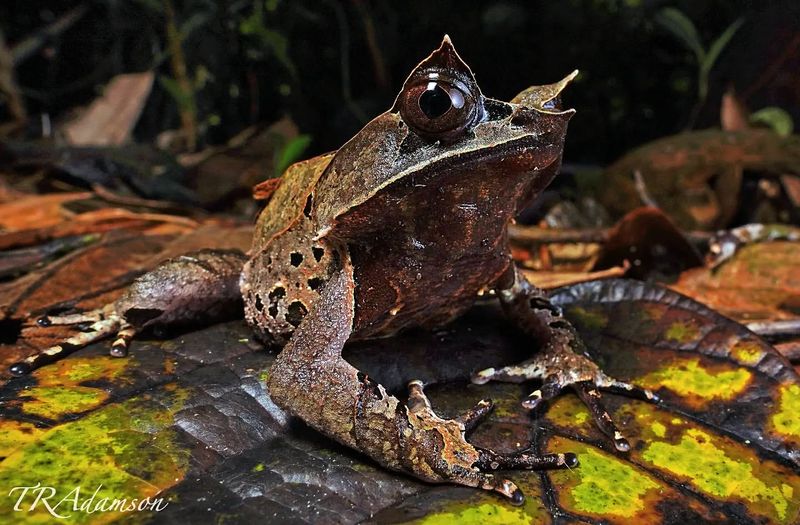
xmin=0 ymin=0 xmax=798 ymax=163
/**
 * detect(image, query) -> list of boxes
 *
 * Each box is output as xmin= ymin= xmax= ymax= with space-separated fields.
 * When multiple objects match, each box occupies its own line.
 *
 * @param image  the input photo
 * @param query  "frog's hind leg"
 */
xmin=10 ymin=249 xmax=247 ymax=377
xmin=268 ymin=261 xmax=577 ymax=506
xmin=473 ymin=268 xmax=658 ymax=452
xmin=10 ymin=315 xmax=124 ymax=376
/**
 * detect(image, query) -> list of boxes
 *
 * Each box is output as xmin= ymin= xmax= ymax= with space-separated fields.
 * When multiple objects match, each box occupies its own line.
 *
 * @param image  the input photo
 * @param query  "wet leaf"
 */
xmin=672 ymin=241 xmax=800 ymax=322
xmin=64 ymin=72 xmax=155 ymax=147
xmin=599 ymin=129 xmax=800 ymax=230
xmin=1 ymin=278 xmax=797 ymax=523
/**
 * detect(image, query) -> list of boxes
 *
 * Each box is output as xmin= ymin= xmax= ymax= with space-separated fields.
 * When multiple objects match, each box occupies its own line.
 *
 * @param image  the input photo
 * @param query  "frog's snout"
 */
xmin=512 ymin=69 xmax=579 ymax=114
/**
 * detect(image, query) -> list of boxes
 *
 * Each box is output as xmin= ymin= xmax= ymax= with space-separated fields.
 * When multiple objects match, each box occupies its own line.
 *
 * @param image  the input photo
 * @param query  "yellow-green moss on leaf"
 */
xmin=411 ymin=472 xmax=549 ymax=525
xmin=19 ymin=356 xmax=134 ymax=420
xmin=730 ymin=340 xmax=764 ymax=366
xmin=548 ymin=438 xmax=663 ymax=520
xmin=415 ymin=501 xmax=533 ymax=525
xmin=21 ymin=386 xmax=109 ymax=420
xmin=0 ymin=392 xmax=190 ymax=524
xmin=641 ymin=428 xmax=799 ymax=523
xmin=567 ymin=306 xmax=608 ymax=331
xmin=639 ymin=358 xmax=751 ymax=406
xmin=664 ymin=320 xmax=701 ymax=344
xmin=0 ymin=421 xmax=44 ymax=457
xmin=771 ymin=383 xmax=800 ymax=440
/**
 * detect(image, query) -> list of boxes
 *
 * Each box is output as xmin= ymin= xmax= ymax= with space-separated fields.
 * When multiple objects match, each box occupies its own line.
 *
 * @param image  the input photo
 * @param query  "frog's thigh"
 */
xmin=116 ymin=248 xmax=246 ymax=327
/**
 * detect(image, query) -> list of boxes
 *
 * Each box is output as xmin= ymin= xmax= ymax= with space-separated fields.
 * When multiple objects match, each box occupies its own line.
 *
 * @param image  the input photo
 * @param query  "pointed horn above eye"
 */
xmin=512 ymin=69 xmax=579 ymax=109
xmin=415 ymin=34 xmax=476 ymax=83
xmin=391 ymin=34 xmax=482 ymax=112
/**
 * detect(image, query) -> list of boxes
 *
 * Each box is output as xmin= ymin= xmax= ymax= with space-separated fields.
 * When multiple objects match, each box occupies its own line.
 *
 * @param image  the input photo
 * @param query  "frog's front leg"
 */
xmin=10 ymin=249 xmax=246 ymax=376
xmin=266 ymin=266 xmax=576 ymax=505
xmin=473 ymin=268 xmax=658 ymax=452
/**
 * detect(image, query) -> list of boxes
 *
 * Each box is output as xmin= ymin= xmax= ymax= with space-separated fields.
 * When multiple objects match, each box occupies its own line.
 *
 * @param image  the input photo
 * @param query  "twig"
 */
xmin=522 ymin=262 xmax=630 ymax=290
xmin=10 ymin=4 xmax=89 ymax=64
xmin=352 ymin=0 xmax=389 ymax=90
xmin=321 ymin=0 xmax=368 ymax=123
xmin=741 ymin=33 xmax=800 ymax=101
xmin=91 ymin=183 xmax=204 ymax=215
xmin=633 ymin=170 xmax=658 ymax=208
xmin=0 ymin=29 xmax=26 ymax=126
xmin=164 ymin=0 xmax=198 ymax=151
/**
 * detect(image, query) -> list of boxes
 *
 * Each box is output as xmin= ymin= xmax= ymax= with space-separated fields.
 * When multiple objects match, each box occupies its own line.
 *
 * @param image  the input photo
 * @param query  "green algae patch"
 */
xmin=0 ymin=421 xmax=44 ymax=457
xmin=771 ymin=383 xmax=800 ymax=440
xmin=641 ymin=428 xmax=800 ymax=523
xmin=21 ymin=386 xmax=109 ymax=420
xmin=664 ymin=320 xmax=701 ymax=344
xmin=566 ymin=306 xmax=608 ymax=331
xmin=19 ymin=356 xmax=135 ymax=421
xmin=414 ymin=501 xmax=533 ymax=525
xmin=547 ymin=437 xmax=665 ymax=522
xmin=48 ymin=356 xmax=130 ymax=384
xmin=638 ymin=357 xmax=751 ymax=407
xmin=545 ymin=395 xmax=591 ymax=431
xmin=0 ymin=391 xmax=190 ymax=524
xmin=409 ymin=472 xmax=549 ymax=525
xmin=651 ymin=421 xmax=666 ymax=438
xmin=730 ymin=340 xmax=764 ymax=366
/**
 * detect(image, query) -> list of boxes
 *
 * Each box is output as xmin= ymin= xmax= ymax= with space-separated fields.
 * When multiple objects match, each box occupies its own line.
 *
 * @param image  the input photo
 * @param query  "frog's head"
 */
xmin=392 ymin=35 xmax=576 ymax=149
xmin=314 ymin=36 xmax=576 ymax=237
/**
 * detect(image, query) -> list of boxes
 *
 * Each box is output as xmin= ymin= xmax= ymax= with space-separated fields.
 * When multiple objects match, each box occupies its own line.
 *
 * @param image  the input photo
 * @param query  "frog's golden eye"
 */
xmin=397 ymin=77 xmax=483 ymax=143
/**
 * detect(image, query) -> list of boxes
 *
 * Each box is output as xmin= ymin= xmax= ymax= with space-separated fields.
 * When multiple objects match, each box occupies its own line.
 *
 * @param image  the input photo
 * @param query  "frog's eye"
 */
xmin=397 ymin=77 xmax=483 ymax=142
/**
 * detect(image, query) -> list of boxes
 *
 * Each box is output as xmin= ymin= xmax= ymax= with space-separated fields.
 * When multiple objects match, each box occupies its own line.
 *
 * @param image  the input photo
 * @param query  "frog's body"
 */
xmin=13 ymin=37 xmax=655 ymax=505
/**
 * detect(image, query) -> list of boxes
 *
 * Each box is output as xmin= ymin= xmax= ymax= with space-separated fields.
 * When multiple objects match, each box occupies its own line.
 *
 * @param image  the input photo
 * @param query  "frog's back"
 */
xmin=252 ymin=152 xmax=334 ymax=246
xmin=242 ymin=153 xmax=339 ymax=344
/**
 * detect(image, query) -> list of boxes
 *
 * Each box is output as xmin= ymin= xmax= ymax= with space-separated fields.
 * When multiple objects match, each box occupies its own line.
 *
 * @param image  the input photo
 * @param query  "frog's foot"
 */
xmin=472 ymin=351 xmax=657 ymax=452
xmin=405 ymin=380 xmax=578 ymax=505
xmin=9 ymin=307 xmax=136 ymax=376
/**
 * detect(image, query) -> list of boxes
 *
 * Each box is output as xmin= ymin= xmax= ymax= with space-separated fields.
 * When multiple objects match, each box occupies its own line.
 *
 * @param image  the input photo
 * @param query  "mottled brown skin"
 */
xmin=13 ymin=37 xmax=656 ymax=504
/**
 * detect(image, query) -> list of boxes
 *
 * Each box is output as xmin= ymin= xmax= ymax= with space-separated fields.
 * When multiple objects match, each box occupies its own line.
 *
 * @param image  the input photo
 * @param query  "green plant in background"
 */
xmin=656 ymin=7 xmax=743 ymax=128
xmin=240 ymin=0 xmax=296 ymax=79
xmin=750 ymin=107 xmax=794 ymax=137
xmin=274 ymin=134 xmax=311 ymax=178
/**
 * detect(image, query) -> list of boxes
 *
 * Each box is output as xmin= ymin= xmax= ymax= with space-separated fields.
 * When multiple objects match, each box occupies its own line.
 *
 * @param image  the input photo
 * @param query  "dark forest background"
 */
xmin=2 ymin=0 xmax=798 ymax=166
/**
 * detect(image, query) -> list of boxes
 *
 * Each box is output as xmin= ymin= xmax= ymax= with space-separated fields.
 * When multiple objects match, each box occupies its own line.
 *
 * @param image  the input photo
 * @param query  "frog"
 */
xmin=10 ymin=36 xmax=656 ymax=505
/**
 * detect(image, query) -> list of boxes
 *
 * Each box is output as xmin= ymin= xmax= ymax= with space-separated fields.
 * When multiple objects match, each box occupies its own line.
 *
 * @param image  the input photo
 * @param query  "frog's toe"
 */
xmin=574 ymin=381 xmax=631 ymax=452
xmin=478 ymin=447 xmax=578 ymax=471
xmin=36 ymin=305 xmax=112 ymax=327
xmin=601 ymin=377 xmax=660 ymax=403
xmin=9 ymin=314 xmax=124 ymax=376
xmin=455 ymin=398 xmax=494 ymax=431
xmin=472 ymin=360 xmax=545 ymax=385
xmin=109 ymin=321 xmax=137 ymax=357
xmin=475 ymin=473 xmax=525 ymax=506
xmin=521 ymin=373 xmax=565 ymax=410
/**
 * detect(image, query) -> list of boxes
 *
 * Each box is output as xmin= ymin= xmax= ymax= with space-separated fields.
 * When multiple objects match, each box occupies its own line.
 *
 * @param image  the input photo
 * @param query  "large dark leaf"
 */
xmin=0 ymin=280 xmax=798 ymax=524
